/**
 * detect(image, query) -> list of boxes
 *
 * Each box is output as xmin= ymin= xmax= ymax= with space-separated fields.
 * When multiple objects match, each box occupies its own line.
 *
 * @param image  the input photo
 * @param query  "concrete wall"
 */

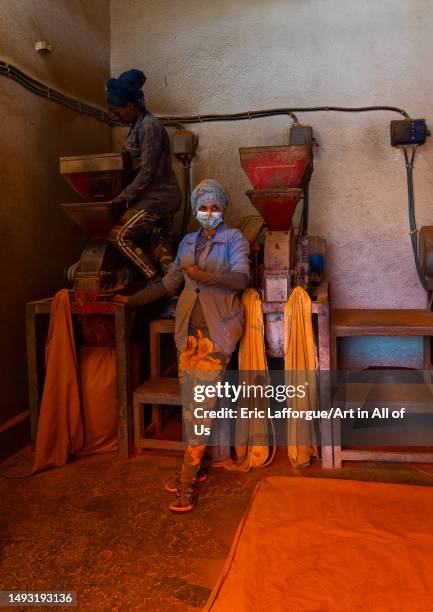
xmin=0 ymin=0 xmax=111 ymax=428
xmin=111 ymin=0 xmax=433 ymax=368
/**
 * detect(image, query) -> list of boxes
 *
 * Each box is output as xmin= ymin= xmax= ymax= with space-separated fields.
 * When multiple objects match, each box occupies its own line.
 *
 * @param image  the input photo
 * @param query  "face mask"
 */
xmin=196 ymin=211 xmax=223 ymax=230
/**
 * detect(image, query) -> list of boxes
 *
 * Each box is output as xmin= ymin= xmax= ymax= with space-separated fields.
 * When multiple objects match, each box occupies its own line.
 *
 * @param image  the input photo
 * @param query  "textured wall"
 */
xmin=111 ymin=0 xmax=433 ymax=368
xmin=0 ymin=0 xmax=111 ymax=424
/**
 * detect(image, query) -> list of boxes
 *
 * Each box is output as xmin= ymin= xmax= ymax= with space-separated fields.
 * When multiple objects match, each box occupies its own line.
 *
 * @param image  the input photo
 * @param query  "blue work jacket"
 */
xmin=120 ymin=112 xmax=181 ymax=214
xmin=162 ymin=223 xmax=250 ymax=355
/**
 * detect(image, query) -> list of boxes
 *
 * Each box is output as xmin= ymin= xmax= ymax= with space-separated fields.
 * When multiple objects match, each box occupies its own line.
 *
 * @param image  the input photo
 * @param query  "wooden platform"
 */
xmin=332 ymin=308 xmax=433 ymax=336
xmin=332 ymin=308 xmax=433 ymax=368
xmin=331 ymin=308 xmax=433 ymax=467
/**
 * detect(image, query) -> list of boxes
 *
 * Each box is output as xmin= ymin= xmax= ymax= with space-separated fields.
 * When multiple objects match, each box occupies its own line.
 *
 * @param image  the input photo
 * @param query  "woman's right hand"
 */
xmin=114 ymin=281 xmax=168 ymax=307
xmin=183 ymin=265 xmax=198 ymax=278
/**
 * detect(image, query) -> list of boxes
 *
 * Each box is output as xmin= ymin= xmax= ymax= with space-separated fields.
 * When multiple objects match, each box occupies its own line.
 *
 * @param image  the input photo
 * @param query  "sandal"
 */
xmin=163 ymin=473 xmax=180 ymax=494
xmin=163 ymin=470 xmax=207 ymax=494
xmin=169 ymin=483 xmax=197 ymax=513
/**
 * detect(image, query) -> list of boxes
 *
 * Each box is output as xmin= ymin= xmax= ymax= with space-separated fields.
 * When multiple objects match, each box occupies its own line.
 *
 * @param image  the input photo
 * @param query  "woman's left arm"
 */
xmin=187 ymin=230 xmax=250 ymax=290
xmin=187 ymin=268 xmax=249 ymax=290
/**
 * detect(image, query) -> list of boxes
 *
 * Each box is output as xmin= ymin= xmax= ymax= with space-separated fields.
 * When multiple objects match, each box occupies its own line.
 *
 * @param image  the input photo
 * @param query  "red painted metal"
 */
xmin=71 ymin=300 xmax=117 ymax=315
xmin=239 ymin=144 xmax=312 ymax=230
xmin=60 ymin=201 xmax=126 ymax=236
xmin=246 ymin=189 xmax=303 ymax=231
xmin=239 ymin=145 xmax=311 ymax=190
xmin=62 ymin=170 xmax=123 ymax=202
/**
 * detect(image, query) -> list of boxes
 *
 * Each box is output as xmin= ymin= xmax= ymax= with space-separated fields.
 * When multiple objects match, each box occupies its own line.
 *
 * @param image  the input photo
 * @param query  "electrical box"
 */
xmin=172 ymin=129 xmax=198 ymax=157
xmin=390 ymin=119 xmax=427 ymax=146
xmin=290 ymin=124 xmax=313 ymax=147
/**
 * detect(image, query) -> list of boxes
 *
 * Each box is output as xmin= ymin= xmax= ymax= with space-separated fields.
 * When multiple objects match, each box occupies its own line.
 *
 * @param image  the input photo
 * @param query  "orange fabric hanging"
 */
xmin=33 ymin=290 xmax=118 ymax=472
xmin=284 ymin=286 xmax=318 ymax=467
xmin=226 ymin=288 xmax=274 ymax=471
xmin=33 ymin=290 xmax=84 ymax=472
xmin=76 ymin=347 xmax=118 ymax=456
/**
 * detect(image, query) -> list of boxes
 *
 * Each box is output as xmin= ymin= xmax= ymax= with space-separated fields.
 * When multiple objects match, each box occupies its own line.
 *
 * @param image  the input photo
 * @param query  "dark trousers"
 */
xmin=110 ymin=208 xmax=174 ymax=279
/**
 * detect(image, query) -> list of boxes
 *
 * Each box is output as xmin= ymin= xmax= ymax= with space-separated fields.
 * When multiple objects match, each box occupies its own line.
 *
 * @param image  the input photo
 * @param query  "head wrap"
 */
xmin=106 ymin=69 xmax=146 ymax=108
xmin=191 ymin=179 xmax=229 ymax=214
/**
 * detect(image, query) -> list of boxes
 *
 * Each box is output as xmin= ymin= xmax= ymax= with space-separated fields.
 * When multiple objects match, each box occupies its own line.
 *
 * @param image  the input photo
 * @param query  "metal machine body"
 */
xmin=60 ymin=153 xmax=141 ymax=303
xmin=239 ymin=142 xmax=328 ymax=357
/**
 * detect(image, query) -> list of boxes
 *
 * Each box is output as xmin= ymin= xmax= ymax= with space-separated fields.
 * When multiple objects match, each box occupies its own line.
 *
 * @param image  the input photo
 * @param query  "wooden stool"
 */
xmin=133 ymin=319 xmax=184 ymax=451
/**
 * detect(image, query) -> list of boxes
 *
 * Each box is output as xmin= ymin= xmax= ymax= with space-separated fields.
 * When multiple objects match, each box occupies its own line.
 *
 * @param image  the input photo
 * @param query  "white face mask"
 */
xmin=196 ymin=210 xmax=223 ymax=230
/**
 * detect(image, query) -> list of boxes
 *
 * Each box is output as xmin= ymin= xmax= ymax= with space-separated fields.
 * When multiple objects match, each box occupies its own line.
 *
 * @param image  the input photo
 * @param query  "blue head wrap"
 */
xmin=191 ymin=179 xmax=229 ymax=214
xmin=106 ymin=69 xmax=146 ymax=108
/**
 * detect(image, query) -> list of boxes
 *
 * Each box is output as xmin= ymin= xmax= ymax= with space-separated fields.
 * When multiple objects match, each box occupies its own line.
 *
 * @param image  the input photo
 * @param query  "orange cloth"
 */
xmin=206 ymin=476 xmax=433 ymax=611
xmin=226 ymin=288 xmax=274 ymax=471
xmin=33 ymin=290 xmax=84 ymax=472
xmin=284 ymin=286 xmax=318 ymax=467
xmin=75 ymin=347 xmax=118 ymax=456
xmin=33 ymin=290 xmax=117 ymax=472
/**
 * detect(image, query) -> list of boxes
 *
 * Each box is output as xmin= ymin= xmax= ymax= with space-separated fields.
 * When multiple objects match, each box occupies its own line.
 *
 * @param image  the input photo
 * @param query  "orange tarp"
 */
xmin=33 ymin=290 xmax=117 ymax=473
xmin=206 ymin=476 xmax=433 ymax=611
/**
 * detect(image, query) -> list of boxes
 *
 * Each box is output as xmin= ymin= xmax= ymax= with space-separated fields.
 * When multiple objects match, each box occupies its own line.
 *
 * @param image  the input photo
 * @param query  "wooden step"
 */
xmin=133 ymin=377 xmax=181 ymax=405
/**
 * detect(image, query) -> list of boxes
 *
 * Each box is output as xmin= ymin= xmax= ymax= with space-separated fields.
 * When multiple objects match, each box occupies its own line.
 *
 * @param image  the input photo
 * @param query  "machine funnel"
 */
xmin=239 ymin=145 xmax=311 ymax=190
xmin=60 ymin=201 xmax=126 ymax=237
xmin=246 ymin=189 xmax=303 ymax=231
xmin=240 ymin=144 xmax=312 ymax=231
xmin=60 ymin=153 xmax=124 ymax=202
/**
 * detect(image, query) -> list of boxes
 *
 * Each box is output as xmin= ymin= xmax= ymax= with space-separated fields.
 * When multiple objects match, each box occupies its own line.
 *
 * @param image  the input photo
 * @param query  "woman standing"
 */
xmin=116 ymin=179 xmax=250 ymax=511
xmin=106 ymin=69 xmax=181 ymax=281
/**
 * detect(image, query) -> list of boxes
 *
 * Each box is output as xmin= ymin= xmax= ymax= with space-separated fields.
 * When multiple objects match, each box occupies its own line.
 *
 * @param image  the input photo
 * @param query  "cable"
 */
xmin=301 ymin=163 xmax=313 ymax=236
xmin=0 ymin=61 xmax=116 ymax=125
xmin=158 ymin=105 xmax=410 ymax=125
xmin=403 ymin=146 xmax=427 ymax=291
xmin=1 ymin=61 xmax=411 ymax=128
xmin=181 ymin=157 xmax=192 ymax=235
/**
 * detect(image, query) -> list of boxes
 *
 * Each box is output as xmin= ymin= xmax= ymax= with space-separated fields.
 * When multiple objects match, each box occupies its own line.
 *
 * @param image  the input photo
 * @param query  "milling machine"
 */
xmin=239 ymin=135 xmax=328 ymax=357
xmin=60 ymin=152 xmax=144 ymax=304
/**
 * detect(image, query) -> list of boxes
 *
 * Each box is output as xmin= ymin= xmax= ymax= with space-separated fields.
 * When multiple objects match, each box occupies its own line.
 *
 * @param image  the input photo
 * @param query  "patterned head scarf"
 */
xmin=191 ymin=179 xmax=229 ymax=214
xmin=106 ymin=69 xmax=146 ymax=108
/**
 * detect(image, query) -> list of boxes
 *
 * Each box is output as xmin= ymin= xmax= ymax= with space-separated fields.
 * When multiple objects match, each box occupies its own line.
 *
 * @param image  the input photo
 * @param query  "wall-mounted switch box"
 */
xmin=172 ymin=130 xmax=198 ymax=158
xmin=390 ymin=119 xmax=427 ymax=146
